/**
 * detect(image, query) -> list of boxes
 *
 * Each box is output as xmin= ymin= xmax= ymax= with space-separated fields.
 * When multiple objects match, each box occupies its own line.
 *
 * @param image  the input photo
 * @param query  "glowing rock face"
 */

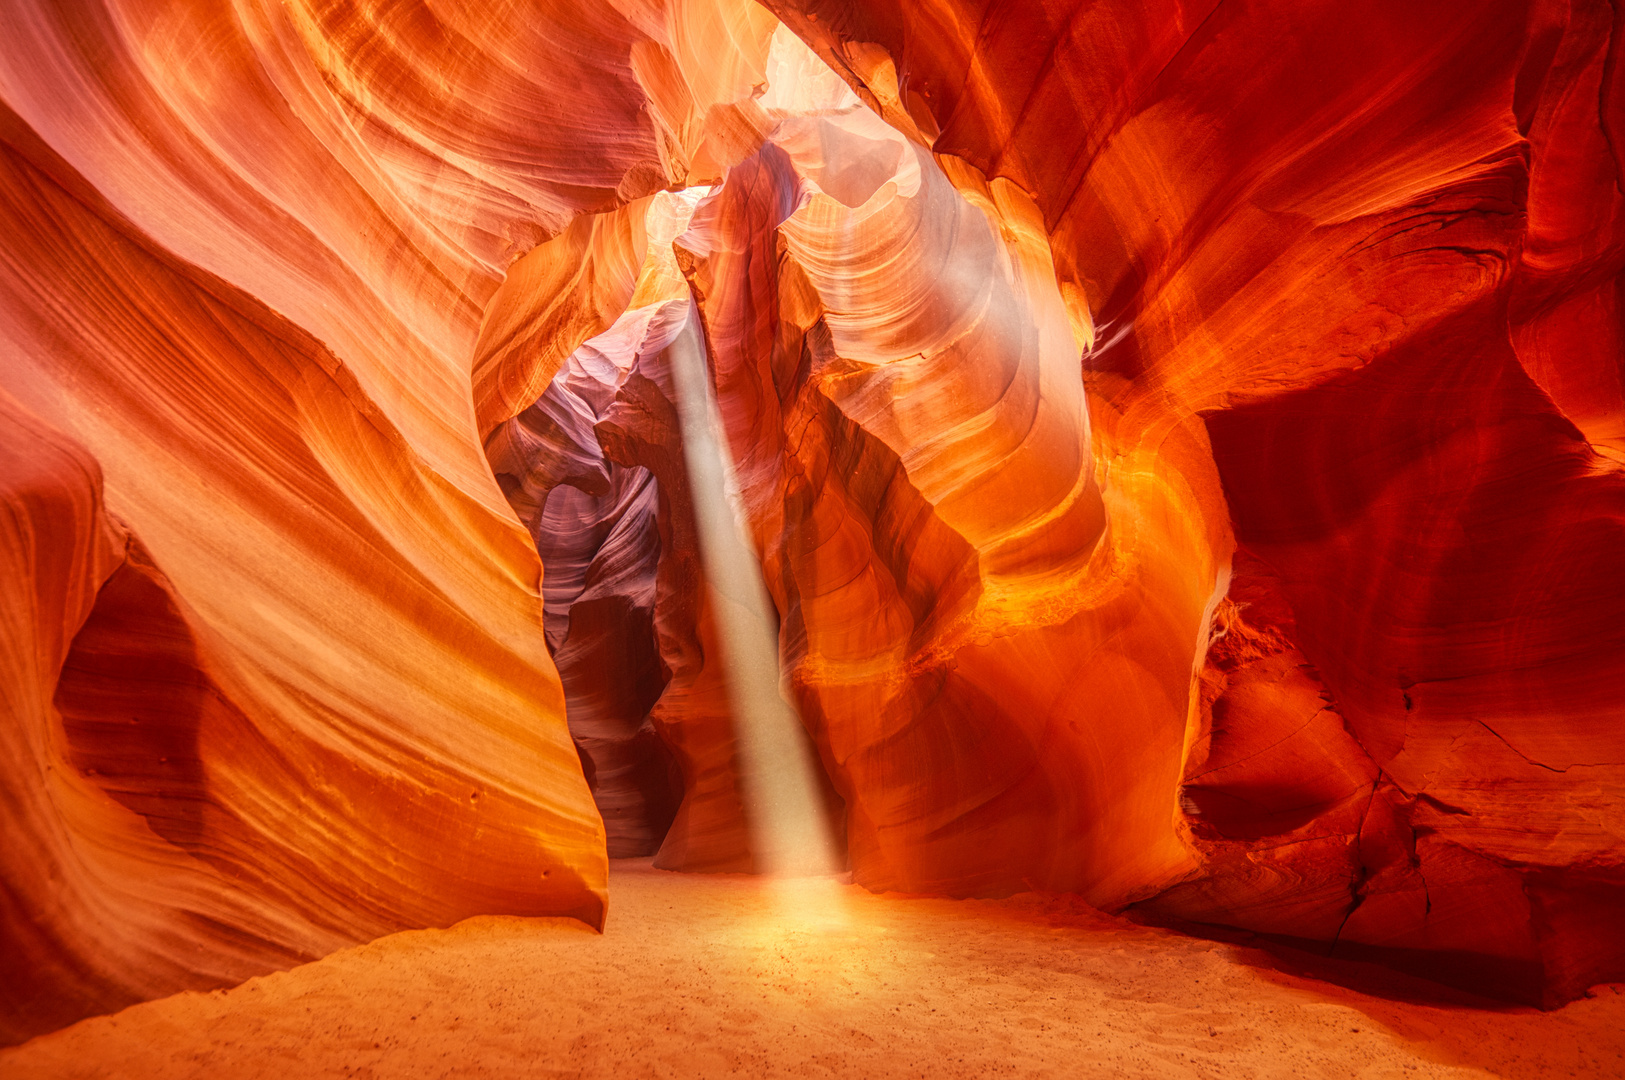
xmin=764 ymin=0 xmax=1625 ymax=1005
xmin=0 ymin=0 xmax=779 ymax=1044
xmin=503 ymin=39 xmax=1216 ymax=904
xmin=489 ymin=290 xmax=757 ymax=870
xmin=679 ymin=109 xmax=1211 ymax=905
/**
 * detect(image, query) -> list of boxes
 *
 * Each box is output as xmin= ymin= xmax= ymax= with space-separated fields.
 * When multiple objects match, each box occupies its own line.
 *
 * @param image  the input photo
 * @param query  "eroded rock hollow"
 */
xmin=2 ymin=0 xmax=1623 ymax=1044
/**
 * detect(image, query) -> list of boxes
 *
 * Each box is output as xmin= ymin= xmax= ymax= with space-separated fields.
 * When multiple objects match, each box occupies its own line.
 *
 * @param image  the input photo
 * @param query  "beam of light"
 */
xmin=666 ymin=302 xmax=842 ymax=882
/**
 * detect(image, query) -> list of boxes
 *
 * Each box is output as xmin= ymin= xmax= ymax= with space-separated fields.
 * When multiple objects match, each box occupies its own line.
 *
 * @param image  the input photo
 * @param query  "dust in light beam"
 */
xmin=666 ymin=299 xmax=844 ymax=891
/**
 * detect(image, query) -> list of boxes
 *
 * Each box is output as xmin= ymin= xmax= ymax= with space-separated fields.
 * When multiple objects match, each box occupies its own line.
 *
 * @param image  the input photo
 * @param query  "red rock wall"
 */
xmin=764 ymin=0 xmax=1625 ymax=1004
xmin=590 ymin=308 xmax=759 ymax=873
xmin=678 ymin=122 xmax=1217 ymax=905
xmin=0 ymin=0 xmax=726 ymax=1044
xmin=489 ymin=369 xmax=679 ymax=858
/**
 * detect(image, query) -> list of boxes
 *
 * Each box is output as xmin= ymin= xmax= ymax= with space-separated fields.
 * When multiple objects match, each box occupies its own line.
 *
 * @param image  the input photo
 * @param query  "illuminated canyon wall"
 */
xmin=761 ymin=0 xmax=1625 ymax=1005
xmin=0 ymin=0 xmax=775 ymax=1041
xmin=2 ymin=0 xmax=1622 ymax=1044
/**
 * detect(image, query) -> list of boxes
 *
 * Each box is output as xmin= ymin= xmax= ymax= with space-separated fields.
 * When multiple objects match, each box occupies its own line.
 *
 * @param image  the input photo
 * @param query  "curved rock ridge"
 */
xmin=676 ymin=109 xmax=1218 ymax=905
xmin=492 ymin=285 xmax=774 ymax=870
xmin=0 ymin=0 xmax=788 ymax=1045
xmin=762 ymin=0 xmax=1625 ymax=1004
xmin=0 ymin=116 xmax=606 ymax=1045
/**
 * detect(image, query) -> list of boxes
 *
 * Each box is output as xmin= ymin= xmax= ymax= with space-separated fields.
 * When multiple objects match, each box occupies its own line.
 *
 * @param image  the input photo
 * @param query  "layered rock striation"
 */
xmin=766 ymin=0 xmax=1625 ymax=1005
xmin=0 ymin=0 xmax=781 ymax=1044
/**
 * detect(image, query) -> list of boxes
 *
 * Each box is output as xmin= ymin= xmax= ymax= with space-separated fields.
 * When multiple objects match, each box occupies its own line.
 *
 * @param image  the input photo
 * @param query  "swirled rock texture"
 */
xmin=677 ymin=107 xmax=1214 ymax=904
xmin=494 ymin=32 xmax=1217 ymax=898
xmin=0 ymin=0 xmax=788 ymax=1046
xmin=764 ymin=0 xmax=1625 ymax=1006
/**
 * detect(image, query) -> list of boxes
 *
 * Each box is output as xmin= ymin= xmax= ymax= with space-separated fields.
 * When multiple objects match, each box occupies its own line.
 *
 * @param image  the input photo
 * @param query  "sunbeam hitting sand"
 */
xmin=4 ymin=861 xmax=1622 ymax=1080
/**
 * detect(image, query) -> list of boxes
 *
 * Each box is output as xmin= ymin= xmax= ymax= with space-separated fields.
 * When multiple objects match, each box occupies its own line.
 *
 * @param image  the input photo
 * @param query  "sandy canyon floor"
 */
xmin=4 ymin=860 xmax=1623 ymax=1079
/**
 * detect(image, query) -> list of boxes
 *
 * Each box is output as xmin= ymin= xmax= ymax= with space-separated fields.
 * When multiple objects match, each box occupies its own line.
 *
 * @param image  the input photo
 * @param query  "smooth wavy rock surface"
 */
xmin=0 ymin=0 xmax=789 ymax=1045
xmin=678 ymin=108 xmax=1216 ymax=905
xmin=493 ymin=33 xmax=1218 ymax=900
xmin=763 ymin=0 xmax=1625 ymax=1005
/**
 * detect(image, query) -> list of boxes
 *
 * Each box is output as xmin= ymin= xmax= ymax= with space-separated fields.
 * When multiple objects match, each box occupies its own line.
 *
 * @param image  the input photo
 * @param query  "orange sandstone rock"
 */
xmin=672 ymin=58 xmax=1217 ymax=905
xmin=767 ymin=0 xmax=1625 ymax=1004
xmin=488 ymin=296 xmax=751 ymax=867
xmin=0 ymin=0 xmax=765 ymax=1044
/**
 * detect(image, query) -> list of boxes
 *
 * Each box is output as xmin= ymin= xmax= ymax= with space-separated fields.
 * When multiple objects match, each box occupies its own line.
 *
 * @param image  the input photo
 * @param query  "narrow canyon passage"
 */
xmin=5 ymin=0 xmax=1625 ymax=1069
xmin=4 ymin=862 xmax=1622 ymax=1080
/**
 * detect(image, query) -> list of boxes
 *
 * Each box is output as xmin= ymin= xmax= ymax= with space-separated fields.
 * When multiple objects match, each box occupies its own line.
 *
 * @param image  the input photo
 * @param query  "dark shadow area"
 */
xmin=1126 ymin=910 xmax=1548 ymax=1011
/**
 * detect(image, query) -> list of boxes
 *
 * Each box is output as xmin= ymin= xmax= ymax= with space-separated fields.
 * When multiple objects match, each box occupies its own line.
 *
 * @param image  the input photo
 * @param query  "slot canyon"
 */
xmin=2 ymin=0 xmax=1625 ymax=1075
